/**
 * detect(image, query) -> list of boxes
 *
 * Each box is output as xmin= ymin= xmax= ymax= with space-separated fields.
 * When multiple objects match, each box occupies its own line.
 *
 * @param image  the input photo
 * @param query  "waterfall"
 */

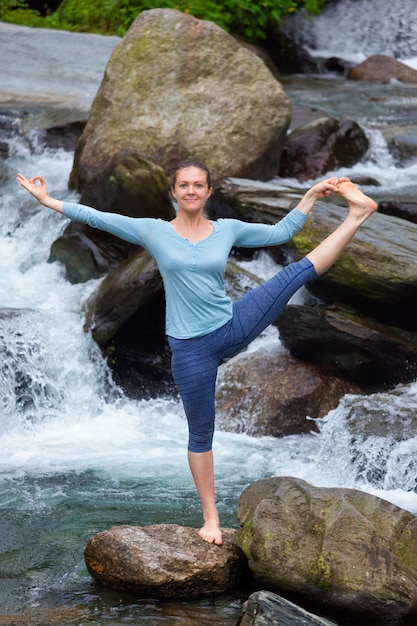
xmin=282 ymin=0 xmax=417 ymax=65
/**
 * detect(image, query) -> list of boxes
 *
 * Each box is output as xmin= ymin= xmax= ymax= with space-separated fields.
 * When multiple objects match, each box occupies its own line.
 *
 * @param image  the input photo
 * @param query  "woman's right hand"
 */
xmin=16 ymin=173 xmax=63 ymax=213
xmin=16 ymin=173 xmax=49 ymax=203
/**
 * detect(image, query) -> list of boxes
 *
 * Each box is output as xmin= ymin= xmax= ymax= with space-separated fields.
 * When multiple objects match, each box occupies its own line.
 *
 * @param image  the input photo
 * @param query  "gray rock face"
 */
xmin=70 ymin=8 xmax=291 ymax=190
xmin=235 ymin=476 xmax=417 ymax=625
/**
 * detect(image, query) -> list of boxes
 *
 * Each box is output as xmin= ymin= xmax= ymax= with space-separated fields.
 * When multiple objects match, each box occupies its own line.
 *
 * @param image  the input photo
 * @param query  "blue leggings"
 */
xmin=168 ymin=257 xmax=318 ymax=453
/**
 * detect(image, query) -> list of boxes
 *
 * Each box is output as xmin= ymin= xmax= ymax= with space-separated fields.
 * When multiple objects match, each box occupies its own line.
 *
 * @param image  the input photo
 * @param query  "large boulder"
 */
xmin=215 ymin=346 xmax=361 ymax=437
xmin=294 ymin=204 xmax=417 ymax=332
xmin=235 ymin=476 xmax=417 ymax=625
xmin=69 ymin=8 xmax=291 ymax=191
xmin=84 ymin=524 xmax=247 ymax=598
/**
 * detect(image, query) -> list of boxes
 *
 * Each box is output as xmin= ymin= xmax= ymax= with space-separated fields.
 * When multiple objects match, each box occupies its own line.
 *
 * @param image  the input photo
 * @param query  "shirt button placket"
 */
xmin=191 ymin=244 xmax=197 ymax=269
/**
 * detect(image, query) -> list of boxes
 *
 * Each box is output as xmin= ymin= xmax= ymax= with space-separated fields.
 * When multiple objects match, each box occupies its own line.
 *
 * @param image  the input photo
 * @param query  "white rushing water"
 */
xmin=282 ymin=0 xmax=417 ymax=68
xmin=1 ymin=134 xmax=417 ymax=523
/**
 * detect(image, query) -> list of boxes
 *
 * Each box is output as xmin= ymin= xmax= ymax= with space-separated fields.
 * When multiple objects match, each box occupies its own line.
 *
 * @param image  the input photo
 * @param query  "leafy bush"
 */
xmin=0 ymin=0 xmax=39 ymax=22
xmin=0 ymin=0 xmax=330 ymax=40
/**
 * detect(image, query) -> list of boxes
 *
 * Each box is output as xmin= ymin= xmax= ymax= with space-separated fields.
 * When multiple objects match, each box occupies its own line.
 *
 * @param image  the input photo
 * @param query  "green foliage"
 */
xmin=0 ymin=0 xmax=26 ymax=16
xmin=0 ymin=0 xmax=331 ymax=40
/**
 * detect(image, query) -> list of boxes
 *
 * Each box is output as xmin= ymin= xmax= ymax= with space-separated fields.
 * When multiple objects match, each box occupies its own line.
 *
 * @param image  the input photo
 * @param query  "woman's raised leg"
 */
xmin=306 ymin=179 xmax=377 ymax=275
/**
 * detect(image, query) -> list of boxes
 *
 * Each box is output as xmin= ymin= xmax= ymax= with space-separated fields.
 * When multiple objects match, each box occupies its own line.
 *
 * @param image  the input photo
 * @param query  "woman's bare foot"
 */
xmin=337 ymin=178 xmax=378 ymax=221
xmin=198 ymin=517 xmax=223 ymax=545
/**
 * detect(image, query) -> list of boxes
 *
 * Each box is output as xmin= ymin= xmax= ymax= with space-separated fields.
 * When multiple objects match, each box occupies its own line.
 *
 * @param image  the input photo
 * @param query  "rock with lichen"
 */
xmin=69 ymin=8 xmax=291 ymax=191
xmin=235 ymin=476 xmax=417 ymax=625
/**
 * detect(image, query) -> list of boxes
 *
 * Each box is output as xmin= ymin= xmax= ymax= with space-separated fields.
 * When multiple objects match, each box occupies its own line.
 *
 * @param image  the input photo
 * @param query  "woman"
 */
xmin=16 ymin=160 xmax=377 ymax=546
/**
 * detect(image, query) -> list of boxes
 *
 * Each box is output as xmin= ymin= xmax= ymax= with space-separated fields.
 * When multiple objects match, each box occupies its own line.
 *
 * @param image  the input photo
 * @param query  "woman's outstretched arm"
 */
xmin=16 ymin=174 xmax=64 ymax=214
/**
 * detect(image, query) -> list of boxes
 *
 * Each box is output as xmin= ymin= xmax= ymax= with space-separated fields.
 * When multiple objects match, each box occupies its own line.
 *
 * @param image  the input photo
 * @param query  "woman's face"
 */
xmin=172 ymin=166 xmax=212 ymax=213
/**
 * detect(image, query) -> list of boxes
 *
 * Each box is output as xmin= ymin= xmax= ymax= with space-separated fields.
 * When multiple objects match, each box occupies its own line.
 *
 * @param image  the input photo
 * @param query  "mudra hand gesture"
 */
xmin=16 ymin=174 xmax=63 ymax=213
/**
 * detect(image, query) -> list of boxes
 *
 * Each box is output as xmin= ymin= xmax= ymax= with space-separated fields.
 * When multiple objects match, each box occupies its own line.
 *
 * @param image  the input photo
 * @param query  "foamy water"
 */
xmin=282 ymin=0 xmax=417 ymax=66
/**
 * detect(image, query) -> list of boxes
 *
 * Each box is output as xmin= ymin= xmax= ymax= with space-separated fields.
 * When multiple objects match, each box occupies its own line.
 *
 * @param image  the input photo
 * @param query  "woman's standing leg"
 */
xmin=187 ymin=449 xmax=222 ymax=545
xmin=169 ymin=332 xmax=226 ymax=545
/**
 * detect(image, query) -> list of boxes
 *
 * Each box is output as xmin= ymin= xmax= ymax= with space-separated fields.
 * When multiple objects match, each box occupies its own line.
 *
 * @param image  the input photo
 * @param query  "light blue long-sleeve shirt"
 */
xmin=62 ymin=202 xmax=307 ymax=338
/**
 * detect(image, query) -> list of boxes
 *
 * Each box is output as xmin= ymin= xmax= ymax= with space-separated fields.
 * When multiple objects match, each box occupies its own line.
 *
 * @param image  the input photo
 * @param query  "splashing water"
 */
xmin=282 ymin=0 xmax=417 ymax=66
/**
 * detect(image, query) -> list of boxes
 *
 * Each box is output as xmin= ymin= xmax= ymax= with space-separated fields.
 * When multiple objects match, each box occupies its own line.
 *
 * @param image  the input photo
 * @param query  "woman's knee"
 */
xmin=183 ymin=397 xmax=215 ymax=453
xmin=188 ymin=428 xmax=214 ymax=453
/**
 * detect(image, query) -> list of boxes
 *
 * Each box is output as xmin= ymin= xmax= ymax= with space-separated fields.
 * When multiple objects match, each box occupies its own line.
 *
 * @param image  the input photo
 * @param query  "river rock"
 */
xmin=278 ymin=116 xmax=370 ymax=182
xmin=378 ymin=199 xmax=417 ymax=224
xmin=238 ymin=590 xmax=338 ymax=626
xmin=69 ymin=8 xmax=291 ymax=191
xmin=84 ymin=524 xmax=247 ymax=598
xmin=283 ymin=208 xmax=417 ymax=333
xmin=235 ymin=476 xmax=417 ymax=625
xmin=215 ymin=346 xmax=361 ymax=437
xmin=276 ymin=304 xmax=417 ymax=388
xmin=348 ymin=54 xmax=417 ymax=83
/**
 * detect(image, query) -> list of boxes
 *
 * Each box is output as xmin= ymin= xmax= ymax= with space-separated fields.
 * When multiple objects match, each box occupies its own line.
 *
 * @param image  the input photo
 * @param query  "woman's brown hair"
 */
xmin=170 ymin=159 xmax=212 ymax=189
